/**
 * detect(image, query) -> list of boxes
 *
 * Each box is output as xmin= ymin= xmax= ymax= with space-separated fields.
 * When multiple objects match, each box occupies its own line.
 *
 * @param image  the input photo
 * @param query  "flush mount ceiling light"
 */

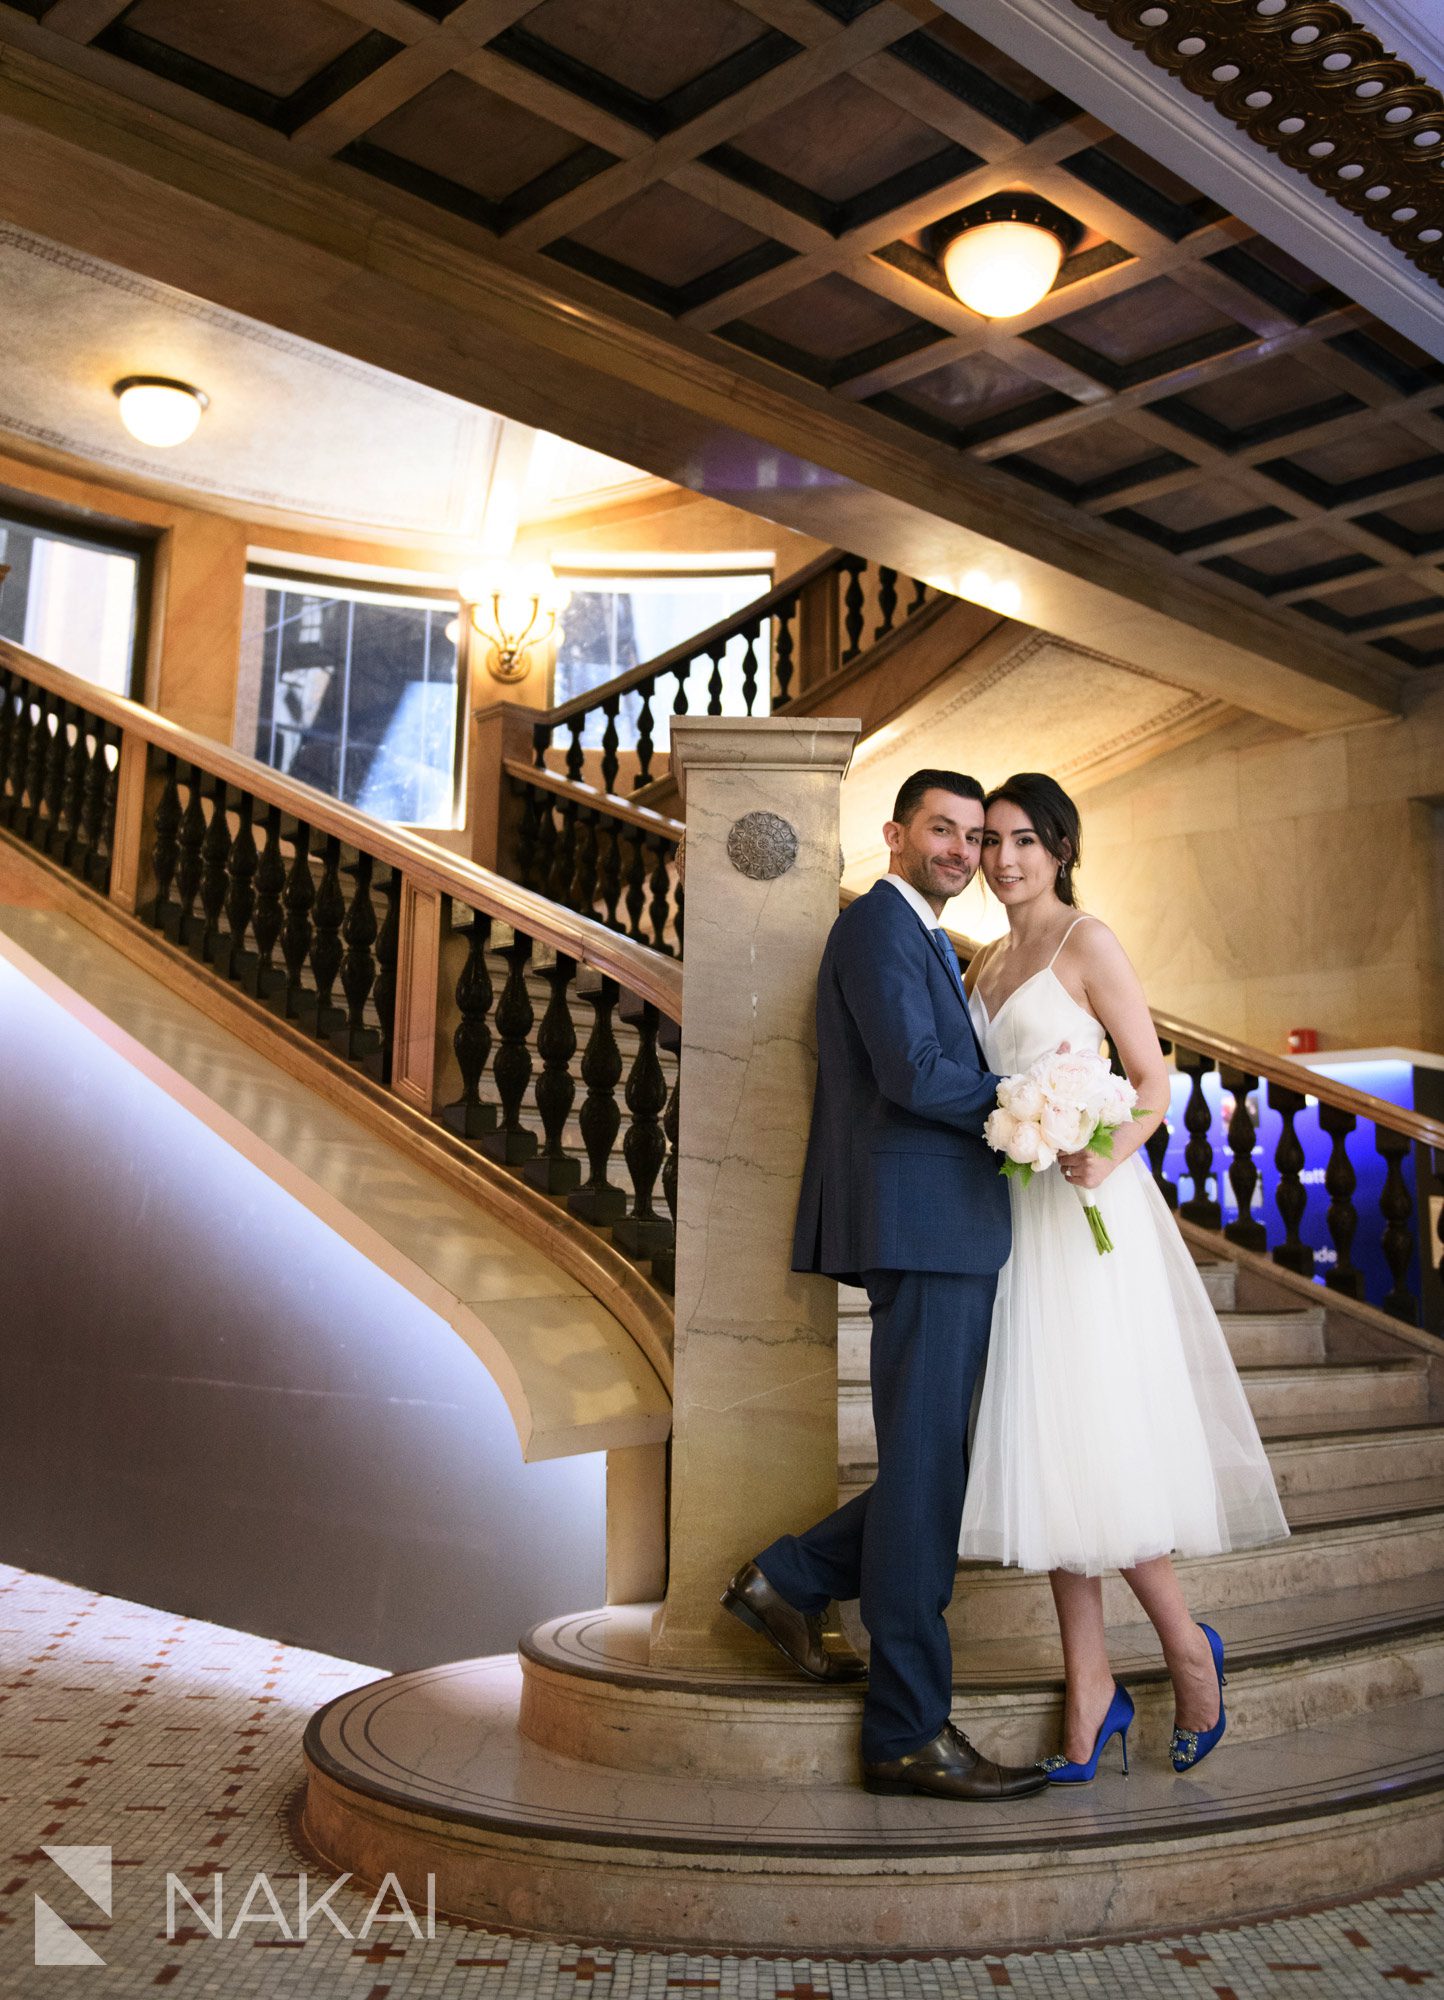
xmin=937 ymin=195 xmax=1080 ymax=319
xmin=112 ymin=376 xmax=209 ymax=448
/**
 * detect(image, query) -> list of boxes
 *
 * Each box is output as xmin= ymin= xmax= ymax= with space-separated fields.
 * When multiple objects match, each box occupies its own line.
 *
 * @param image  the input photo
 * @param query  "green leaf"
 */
xmin=1087 ymin=1126 xmax=1115 ymax=1158
xmin=999 ymin=1158 xmax=1034 ymax=1188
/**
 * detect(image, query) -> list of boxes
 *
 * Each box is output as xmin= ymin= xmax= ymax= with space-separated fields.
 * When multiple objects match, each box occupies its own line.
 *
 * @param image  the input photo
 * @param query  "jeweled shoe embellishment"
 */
xmin=1170 ymin=1728 xmax=1201 ymax=1768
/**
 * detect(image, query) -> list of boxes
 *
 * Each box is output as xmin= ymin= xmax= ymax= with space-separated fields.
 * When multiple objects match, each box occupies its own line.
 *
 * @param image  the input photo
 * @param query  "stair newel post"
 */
xmin=1220 ymin=1065 xmax=1266 ymax=1252
xmin=248 ymin=802 xmax=286 ymax=998
xmin=1176 ymin=1046 xmax=1222 ymax=1229
xmin=198 ymin=777 xmax=232 ymax=968
xmin=613 ymin=1000 xmax=669 ymax=1259
xmin=568 ymin=975 xmax=627 ymax=1226
xmin=441 ymin=911 xmax=496 ymax=1140
xmin=225 ymin=791 xmax=258 ymax=977
xmin=149 ymin=753 xmax=183 ymax=929
xmin=481 ymin=928 xmax=537 ymax=1165
xmin=173 ymin=764 xmax=206 ymax=944
xmin=1375 ymin=1123 xmax=1418 ymax=1324
xmin=1268 ymin=1080 xmax=1314 ymax=1276
xmin=523 ymin=951 xmax=580 ymax=1195
xmin=1318 ymin=1101 xmax=1362 ymax=1298
xmin=653 ymin=715 xmax=858 ymax=1671
xmin=279 ymin=819 xmax=317 ymax=1018
xmin=468 ymin=701 xmax=536 ymax=875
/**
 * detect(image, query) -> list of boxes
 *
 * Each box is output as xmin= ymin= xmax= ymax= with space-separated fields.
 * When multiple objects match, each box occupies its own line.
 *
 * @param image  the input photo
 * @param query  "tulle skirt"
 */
xmin=958 ymin=1155 xmax=1290 ymax=1576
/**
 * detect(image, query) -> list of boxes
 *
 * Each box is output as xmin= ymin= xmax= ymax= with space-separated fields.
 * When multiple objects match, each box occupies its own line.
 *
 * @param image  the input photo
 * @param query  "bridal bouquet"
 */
xmin=983 ymin=1048 xmax=1143 ymax=1254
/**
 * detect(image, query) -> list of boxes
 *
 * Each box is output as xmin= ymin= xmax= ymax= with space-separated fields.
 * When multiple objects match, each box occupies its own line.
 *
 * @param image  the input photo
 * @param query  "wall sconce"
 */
xmin=112 ymin=376 xmax=209 ymax=447
xmin=457 ymin=560 xmax=570 ymax=683
xmin=936 ymin=195 xmax=1079 ymax=319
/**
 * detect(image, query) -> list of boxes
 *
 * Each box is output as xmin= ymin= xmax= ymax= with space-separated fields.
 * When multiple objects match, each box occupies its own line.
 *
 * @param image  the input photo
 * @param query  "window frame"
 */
xmin=0 ymin=488 xmax=157 ymax=703
xmin=243 ymin=560 xmax=469 ymax=830
xmin=548 ymin=560 xmax=775 ymax=708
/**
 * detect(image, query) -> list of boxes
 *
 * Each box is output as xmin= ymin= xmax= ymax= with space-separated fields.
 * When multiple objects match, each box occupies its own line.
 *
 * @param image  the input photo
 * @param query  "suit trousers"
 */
xmin=755 ymin=1267 xmax=996 ymax=1762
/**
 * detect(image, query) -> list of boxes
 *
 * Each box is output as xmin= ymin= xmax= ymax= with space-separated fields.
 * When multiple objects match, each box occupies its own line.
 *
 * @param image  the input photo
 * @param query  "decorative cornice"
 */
xmin=1069 ymin=0 xmax=1444 ymax=287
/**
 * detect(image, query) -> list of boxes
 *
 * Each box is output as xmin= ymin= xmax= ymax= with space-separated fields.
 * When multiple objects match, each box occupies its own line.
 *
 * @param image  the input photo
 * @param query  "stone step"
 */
xmin=303 ymin=1646 xmax=1444 ymax=1953
xmin=838 ymin=1304 xmax=1327 ymax=1386
xmin=1196 ymin=1260 xmax=1237 ymax=1312
xmin=945 ymin=1493 xmax=1444 ymax=1641
xmin=837 ymin=1354 xmax=1427 ymax=1464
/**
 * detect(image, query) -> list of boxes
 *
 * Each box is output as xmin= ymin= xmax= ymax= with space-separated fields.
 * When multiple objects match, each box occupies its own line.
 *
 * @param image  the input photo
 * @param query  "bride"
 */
xmin=959 ymin=772 xmax=1289 ymax=1781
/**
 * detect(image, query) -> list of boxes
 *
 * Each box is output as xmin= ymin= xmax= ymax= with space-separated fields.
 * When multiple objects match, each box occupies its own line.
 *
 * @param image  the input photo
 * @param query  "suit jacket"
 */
xmin=792 ymin=880 xmax=1012 ymax=1284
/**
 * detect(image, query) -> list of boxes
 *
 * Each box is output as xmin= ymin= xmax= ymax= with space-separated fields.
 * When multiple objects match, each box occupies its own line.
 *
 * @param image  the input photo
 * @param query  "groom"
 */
xmin=722 ymin=769 xmax=1046 ymax=1800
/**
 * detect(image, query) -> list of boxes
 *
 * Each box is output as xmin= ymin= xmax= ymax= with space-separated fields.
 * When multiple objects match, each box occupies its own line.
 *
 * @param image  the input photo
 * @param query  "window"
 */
xmin=0 ymin=501 xmax=147 ymax=698
xmin=243 ymin=569 xmax=461 ymax=828
xmin=553 ymin=569 xmax=771 ymax=750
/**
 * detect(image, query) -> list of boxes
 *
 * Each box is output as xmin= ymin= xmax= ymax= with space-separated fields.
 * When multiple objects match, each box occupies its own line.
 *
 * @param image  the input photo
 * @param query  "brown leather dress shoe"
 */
xmin=720 ymin=1561 xmax=867 ymax=1683
xmin=863 ymin=1722 xmax=1049 ymax=1799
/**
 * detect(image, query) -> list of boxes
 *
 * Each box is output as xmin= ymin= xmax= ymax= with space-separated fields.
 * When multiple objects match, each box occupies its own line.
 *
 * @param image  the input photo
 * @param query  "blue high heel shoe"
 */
xmin=1171 ymin=1622 xmax=1227 ymax=1772
xmin=1040 ymin=1682 xmax=1134 ymax=1784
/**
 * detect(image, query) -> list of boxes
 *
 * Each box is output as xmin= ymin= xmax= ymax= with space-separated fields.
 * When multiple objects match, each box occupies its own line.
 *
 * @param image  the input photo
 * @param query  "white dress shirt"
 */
xmin=880 ymin=871 xmax=948 ymax=933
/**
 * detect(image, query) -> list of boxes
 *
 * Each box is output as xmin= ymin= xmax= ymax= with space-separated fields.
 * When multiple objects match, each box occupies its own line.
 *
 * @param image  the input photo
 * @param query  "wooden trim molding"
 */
xmin=1068 ymin=0 xmax=1444 ymax=286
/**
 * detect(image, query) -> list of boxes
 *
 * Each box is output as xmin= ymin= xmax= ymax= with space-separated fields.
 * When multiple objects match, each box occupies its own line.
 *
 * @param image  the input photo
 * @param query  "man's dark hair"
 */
xmin=891 ymin=768 xmax=985 ymax=825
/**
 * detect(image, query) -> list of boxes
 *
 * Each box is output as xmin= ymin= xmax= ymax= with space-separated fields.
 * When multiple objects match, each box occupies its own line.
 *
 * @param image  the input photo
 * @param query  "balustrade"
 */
xmin=0 ymin=665 xmax=120 ymax=892
xmin=507 ymin=765 xmax=682 ymax=955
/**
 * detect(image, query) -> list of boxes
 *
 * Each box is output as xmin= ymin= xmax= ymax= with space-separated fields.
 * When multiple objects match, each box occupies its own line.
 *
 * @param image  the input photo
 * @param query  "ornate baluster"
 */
xmin=613 ymin=1001 xmax=669 ymax=1258
xmin=635 ymin=680 xmax=656 ymax=788
xmin=907 ymin=574 xmax=927 ymax=616
xmin=568 ymin=975 xmax=628 ymax=1226
xmin=1267 ymin=1082 xmax=1313 ymax=1276
xmin=570 ymin=806 xmax=599 ymax=923
xmin=773 ymin=596 xmax=797 ymax=709
xmin=706 ymin=646 xmax=726 ymax=717
xmin=76 ymin=721 xmax=106 ymax=881
xmin=648 ymin=834 xmax=673 ymax=952
xmin=481 ymin=929 xmax=536 ymax=1165
xmin=0 ymin=671 xmax=14 ymax=823
xmin=600 ymin=697 xmax=621 ymax=796
xmin=840 ymin=557 xmax=867 ymax=661
xmin=39 ymin=701 xmax=68 ymax=853
xmin=309 ymin=833 xmax=346 ymax=1035
xmin=149 ymin=754 xmax=183 ymax=929
xmin=512 ymin=780 xmax=543 ymax=894
xmin=596 ymin=815 xmax=623 ymax=930
xmin=1220 ymin=1065 xmax=1266 ymax=1252
xmin=1176 ymin=1048 xmax=1221 ymax=1229
xmin=57 ymin=704 xmax=87 ymax=866
xmin=225 ymin=792 xmax=258 ymax=980
xmin=565 ymin=718 xmax=585 ymax=785
xmin=1318 ymin=1102 xmax=1362 ymax=1298
xmin=6 ymin=681 xmax=33 ymax=831
xmin=279 ymin=820 xmax=316 ymax=1017
xmin=20 ymin=687 xmax=46 ymax=836
xmin=248 ymin=802 xmax=286 ymax=997
xmin=523 ymin=952 xmax=579 ymax=1195
xmin=1376 ymin=1125 xmax=1419 ymax=1324
xmin=337 ymin=850 xmax=379 ymax=1060
xmin=373 ymin=865 xmax=402 ymax=1083
xmin=442 ymin=912 xmax=496 ymax=1139
xmin=671 ymin=663 xmax=691 ymax=722
xmin=740 ymin=621 xmax=760 ymax=714
xmin=532 ymin=719 xmax=553 ymax=772
xmin=622 ymin=828 xmax=647 ymax=941
xmin=95 ymin=726 xmax=120 ymax=890
xmin=650 ymin=1056 xmax=681 ymax=1291
xmin=173 ymin=765 xmax=206 ymax=946
xmin=199 ymin=778 xmax=232 ymax=967
xmin=1145 ymin=1119 xmax=1176 ymax=1209
xmin=874 ymin=566 xmax=898 ymax=641
xmin=547 ymin=796 xmax=577 ymax=909
xmin=530 ymin=790 xmax=558 ymax=899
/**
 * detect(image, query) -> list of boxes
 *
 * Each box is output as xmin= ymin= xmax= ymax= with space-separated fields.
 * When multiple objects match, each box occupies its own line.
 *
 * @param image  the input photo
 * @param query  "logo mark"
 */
xmin=34 ymin=1845 xmax=112 ymax=1967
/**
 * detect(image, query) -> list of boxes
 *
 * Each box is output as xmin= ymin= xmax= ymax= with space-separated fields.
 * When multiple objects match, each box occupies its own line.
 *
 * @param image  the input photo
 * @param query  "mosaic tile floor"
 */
xmin=0 ymin=1562 xmax=1439 ymax=1997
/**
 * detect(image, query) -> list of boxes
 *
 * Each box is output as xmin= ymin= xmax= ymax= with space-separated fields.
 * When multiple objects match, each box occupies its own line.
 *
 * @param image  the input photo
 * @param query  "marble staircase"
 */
xmin=303 ymin=1242 xmax=1444 ymax=1953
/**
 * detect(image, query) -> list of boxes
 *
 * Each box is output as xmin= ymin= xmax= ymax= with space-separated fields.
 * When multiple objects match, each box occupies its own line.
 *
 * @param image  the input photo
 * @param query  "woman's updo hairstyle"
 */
xmin=985 ymin=772 xmax=1083 ymax=908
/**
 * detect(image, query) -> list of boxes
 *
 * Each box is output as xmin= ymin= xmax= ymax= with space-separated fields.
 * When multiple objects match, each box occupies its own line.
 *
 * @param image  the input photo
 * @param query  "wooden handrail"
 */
xmin=532 ymin=548 xmax=843 ymax=730
xmin=505 ymin=757 xmax=686 ymax=839
xmin=0 ymin=637 xmax=682 ymax=1021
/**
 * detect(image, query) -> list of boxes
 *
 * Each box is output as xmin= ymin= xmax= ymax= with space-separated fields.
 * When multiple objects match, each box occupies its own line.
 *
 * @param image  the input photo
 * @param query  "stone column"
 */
xmin=651 ymin=716 xmax=859 ymax=1670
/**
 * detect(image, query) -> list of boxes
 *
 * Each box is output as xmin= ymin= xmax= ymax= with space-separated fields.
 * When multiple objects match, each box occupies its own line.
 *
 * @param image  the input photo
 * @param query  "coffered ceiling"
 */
xmin=0 ymin=0 xmax=1441 ymax=690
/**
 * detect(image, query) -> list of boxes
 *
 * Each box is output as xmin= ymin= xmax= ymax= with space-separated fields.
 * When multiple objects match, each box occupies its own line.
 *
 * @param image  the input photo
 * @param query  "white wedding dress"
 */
xmin=958 ymin=921 xmax=1289 ymax=1576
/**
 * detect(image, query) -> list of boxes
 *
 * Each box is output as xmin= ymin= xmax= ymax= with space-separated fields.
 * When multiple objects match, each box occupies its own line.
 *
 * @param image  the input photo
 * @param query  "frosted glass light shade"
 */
xmin=113 ymin=377 xmax=208 ymax=447
xmin=941 ymin=218 xmax=1065 ymax=318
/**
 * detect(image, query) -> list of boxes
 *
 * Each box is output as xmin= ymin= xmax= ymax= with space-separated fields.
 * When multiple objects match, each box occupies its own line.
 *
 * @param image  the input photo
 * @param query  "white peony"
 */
xmin=1006 ymin=1077 xmax=1045 ymax=1122
xmin=984 ymin=1106 xmax=1019 ymax=1151
xmin=1004 ymin=1121 xmax=1055 ymax=1171
xmin=1041 ymin=1100 xmax=1092 ymax=1154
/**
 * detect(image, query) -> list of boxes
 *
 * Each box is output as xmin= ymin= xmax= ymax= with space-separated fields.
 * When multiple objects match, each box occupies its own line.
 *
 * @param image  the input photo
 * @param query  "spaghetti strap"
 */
xmin=1046 ymin=914 xmax=1093 ymax=970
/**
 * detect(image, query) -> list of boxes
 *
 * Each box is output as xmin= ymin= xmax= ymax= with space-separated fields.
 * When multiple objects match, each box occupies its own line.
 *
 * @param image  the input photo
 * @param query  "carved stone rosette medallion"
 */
xmin=725 ymin=810 xmax=799 ymax=881
xmin=1069 ymin=0 xmax=1444 ymax=284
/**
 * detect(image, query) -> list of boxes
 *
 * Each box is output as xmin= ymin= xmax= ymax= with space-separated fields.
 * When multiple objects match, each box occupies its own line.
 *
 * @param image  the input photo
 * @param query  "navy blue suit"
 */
xmin=757 ymin=880 xmax=1010 ymax=1760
